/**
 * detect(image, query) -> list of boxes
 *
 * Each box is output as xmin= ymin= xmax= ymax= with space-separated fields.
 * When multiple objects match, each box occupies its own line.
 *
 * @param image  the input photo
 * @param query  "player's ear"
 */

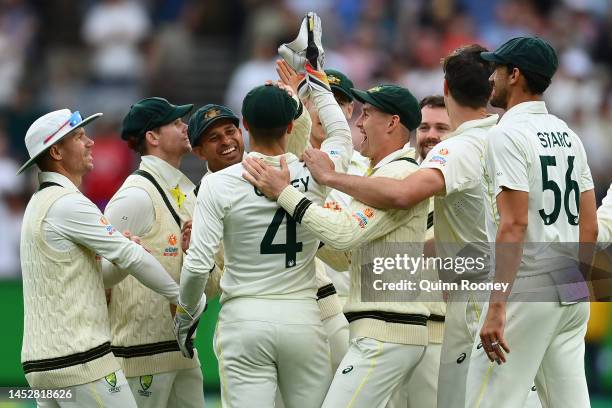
xmin=145 ymin=130 xmax=160 ymax=147
xmin=443 ymin=79 xmax=449 ymax=97
xmin=242 ymin=119 xmax=250 ymax=132
xmin=286 ymin=122 xmax=294 ymax=134
xmin=346 ymin=101 xmax=354 ymax=119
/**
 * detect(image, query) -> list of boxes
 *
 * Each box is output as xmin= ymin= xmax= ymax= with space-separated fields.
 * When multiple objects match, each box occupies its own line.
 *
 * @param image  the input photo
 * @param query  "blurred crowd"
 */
xmin=0 ymin=0 xmax=611 ymax=271
xmin=0 ymin=0 xmax=611 ymax=398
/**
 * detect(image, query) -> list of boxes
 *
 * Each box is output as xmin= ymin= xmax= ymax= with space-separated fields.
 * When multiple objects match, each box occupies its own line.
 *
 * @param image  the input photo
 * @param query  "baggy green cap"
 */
xmin=325 ymin=69 xmax=354 ymax=102
xmin=188 ymin=104 xmax=240 ymax=146
xmin=241 ymin=85 xmax=298 ymax=129
xmin=480 ymin=37 xmax=559 ymax=79
xmin=121 ymin=97 xmax=193 ymax=140
xmin=351 ymin=85 xmax=421 ymax=131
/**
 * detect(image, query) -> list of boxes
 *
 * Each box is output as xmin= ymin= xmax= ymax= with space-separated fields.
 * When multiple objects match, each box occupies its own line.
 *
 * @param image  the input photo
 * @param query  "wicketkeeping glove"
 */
xmin=279 ymin=11 xmax=325 ymax=73
xmin=174 ymin=294 xmax=207 ymax=359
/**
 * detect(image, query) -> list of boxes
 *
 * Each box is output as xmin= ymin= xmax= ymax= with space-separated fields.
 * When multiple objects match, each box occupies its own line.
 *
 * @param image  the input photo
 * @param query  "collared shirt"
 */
xmin=105 ymin=155 xmax=195 ymax=235
xmin=41 ymin=172 xmax=145 ymax=270
xmin=419 ymin=115 xmax=498 ymax=270
xmin=485 ymin=101 xmax=594 ymax=276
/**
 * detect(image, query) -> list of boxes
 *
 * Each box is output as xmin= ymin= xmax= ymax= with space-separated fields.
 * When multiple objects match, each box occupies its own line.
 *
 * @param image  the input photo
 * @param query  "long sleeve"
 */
xmin=45 ymin=193 xmax=178 ymax=303
xmin=179 ymin=176 xmax=226 ymax=312
xmin=286 ymin=97 xmax=311 ymax=157
xmin=313 ymin=85 xmax=352 ymax=175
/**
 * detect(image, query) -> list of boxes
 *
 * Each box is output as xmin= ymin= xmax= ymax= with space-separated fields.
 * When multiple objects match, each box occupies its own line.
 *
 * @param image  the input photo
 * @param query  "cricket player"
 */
xmin=387 ymin=94 xmax=451 ymax=408
xmin=597 ymin=184 xmax=612 ymax=250
xmin=293 ymin=45 xmax=500 ymax=408
xmin=103 ymin=97 xmax=206 ymax=408
xmin=244 ymin=83 xmax=431 ymax=408
xmin=18 ymin=109 xmax=181 ymax=407
xmin=176 ymin=62 xmax=353 ymax=408
xmin=465 ymin=37 xmax=598 ymax=408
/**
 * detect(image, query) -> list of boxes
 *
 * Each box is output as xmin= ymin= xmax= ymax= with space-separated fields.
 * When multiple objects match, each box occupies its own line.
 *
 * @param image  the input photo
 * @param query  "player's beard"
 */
xmin=490 ymin=83 xmax=509 ymax=110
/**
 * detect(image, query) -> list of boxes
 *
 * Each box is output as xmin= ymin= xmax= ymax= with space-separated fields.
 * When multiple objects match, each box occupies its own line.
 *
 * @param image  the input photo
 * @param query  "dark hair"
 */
xmin=504 ymin=64 xmax=551 ymax=95
xmin=126 ymin=126 xmax=159 ymax=155
xmin=419 ymin=95 xmax=445 ymax=109
xmin=332 ymin=90 xmax=352 ymax=106
xmin=248 ymin=125 xmax=289 ymax=142
xmin=442 ymin=44 xmax=493 ymax=109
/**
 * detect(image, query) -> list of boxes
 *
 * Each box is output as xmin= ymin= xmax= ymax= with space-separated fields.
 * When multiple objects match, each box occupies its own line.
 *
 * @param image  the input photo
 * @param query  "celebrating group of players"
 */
xmin=18 ymin=11 xmax=612 ymax=408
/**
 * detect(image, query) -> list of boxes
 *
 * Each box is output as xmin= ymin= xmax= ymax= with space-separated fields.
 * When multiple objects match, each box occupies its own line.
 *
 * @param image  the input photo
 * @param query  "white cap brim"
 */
xmin=17 ymin=113 xmax=103 ymax=175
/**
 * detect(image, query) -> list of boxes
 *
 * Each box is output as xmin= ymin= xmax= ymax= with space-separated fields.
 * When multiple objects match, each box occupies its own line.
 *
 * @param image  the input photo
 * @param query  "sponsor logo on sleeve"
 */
xmin=428 ymin=155 xmax=447 ymax=166
xmin=352 ymin=211 xmax=369 ymax=229
xmin=99 ymin=216 xmax=117 ymax=235
xmin=439 ymin=148 xmax=449 ymax=155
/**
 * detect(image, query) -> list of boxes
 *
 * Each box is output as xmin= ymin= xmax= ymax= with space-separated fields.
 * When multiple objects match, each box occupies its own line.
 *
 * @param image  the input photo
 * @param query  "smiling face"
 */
xmin=355 ymin=103 xmax=395 ymax=163
xmin=192 ymin=119 xmax=244 ymax=172
xmin=416 ymin=106 xmax=451 ymax=160
xmin=55 ymin=127 xmax=95 ymax=176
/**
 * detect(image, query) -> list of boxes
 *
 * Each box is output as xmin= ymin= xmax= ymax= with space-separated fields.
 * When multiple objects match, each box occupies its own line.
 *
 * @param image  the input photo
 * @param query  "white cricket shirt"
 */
xmin=485 ymin=101 xmax=594 ymax=276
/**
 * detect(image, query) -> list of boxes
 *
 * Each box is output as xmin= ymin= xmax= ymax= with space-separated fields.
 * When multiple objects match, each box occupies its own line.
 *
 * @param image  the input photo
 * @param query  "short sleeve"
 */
xmin=487 ymin=127 xmax=529 ymax=194
xmin=421 ymin=138 xmax=480 ymax=196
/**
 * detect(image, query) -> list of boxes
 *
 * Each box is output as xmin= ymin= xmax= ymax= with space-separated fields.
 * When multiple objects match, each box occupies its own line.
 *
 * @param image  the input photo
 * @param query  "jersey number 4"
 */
xmin=260 ymin=208 xmax=303 ymax=268
xmin=539 ymin=155 xmax=580 ymax=226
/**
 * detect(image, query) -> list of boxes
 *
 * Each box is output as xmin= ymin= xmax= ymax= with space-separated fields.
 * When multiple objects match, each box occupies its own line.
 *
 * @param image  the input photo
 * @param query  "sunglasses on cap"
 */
xmin=43 ymin=111 xmax=83 ymax=145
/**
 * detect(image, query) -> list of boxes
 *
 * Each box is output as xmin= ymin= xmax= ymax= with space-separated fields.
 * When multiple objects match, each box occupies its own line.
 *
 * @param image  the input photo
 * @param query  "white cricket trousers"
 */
xmin=214 ymin=297 xmax=333 ymax=408
xmin=465 ymin=301 xmax=590 ymax=408
xmin=322 ymin=336 xmax=426 ymax=408
xmin=437 ymin=292 xmax=483 ymax=408
xmin=126 ymin=367 xmax=205 ymax=408
xmin=37 ymin=370 xmax=137 ymax=407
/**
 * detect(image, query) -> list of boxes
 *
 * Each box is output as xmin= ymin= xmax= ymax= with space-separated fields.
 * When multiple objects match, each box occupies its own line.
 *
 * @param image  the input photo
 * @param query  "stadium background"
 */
xmin=0 ymin=0 xmax=611 ymax=406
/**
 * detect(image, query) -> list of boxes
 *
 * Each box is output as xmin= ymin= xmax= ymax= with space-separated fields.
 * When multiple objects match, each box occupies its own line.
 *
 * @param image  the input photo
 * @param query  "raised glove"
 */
xmin=279 ymin=12 xmax=325 ymax=73
xmin=174 ymin=294 xmax=206 ymax=358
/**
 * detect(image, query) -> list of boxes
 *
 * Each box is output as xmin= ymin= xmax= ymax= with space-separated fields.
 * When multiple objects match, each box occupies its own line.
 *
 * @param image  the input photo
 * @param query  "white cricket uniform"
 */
xmin=418 ymin=115 xmax=498 ymax=408
xmin=597 ymin=183 xmax=612 ymax=249
xmin=179 ymin=84 xmax=353 ymax=408
xmin=387 ymin=199 xmax=445 ymax=408
xmin=104 ymin=156 xmax=205 ymax=408
xmin=466 ymin=101 xmax=594 ymax=408
xmin=21 ymin=172 xmax=178 ymax=407
xmin=322 ymin=150 xmax=370 ymax=300
xmin=276 ymin=143 xmax=431 ymax=408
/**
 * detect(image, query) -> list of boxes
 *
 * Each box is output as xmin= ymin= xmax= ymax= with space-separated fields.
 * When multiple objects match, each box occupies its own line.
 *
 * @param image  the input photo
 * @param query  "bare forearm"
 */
xmin=490 ymin=223 xmax=526 ymax=303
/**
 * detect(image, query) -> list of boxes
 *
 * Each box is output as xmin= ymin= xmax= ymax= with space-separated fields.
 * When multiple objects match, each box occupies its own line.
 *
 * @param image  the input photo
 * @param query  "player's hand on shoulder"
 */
xmin=242 ymin=156 xmax=290 ymax=200
xmin=123 ymin=230 xmax=150 ymax=253
xmin=303 ymin=148 xmax=335 ymax=185
xmin=181 ymin=221 xmax=192 ymax=254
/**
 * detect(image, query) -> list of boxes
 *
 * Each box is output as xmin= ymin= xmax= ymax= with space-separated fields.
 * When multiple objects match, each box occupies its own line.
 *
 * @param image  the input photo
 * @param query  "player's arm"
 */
xmin=179 ymin=176 xmax=226 ymax=313
xmin=277 ymin=166 xmax=419 ymax=251
xmin=102 ymin=186 xmax=155 ymax=287
xmin=303 ymin=147 xmax=445 ymax=209
xmin=480 ymin=128 xmax=530 ymax=363
xmin=309 ymin=65 xmax=352 ymax=176
xmin=597 ymin=184 xmax=612 ymax=249
xmin=47 ymin=193 xmax=179 ymax=303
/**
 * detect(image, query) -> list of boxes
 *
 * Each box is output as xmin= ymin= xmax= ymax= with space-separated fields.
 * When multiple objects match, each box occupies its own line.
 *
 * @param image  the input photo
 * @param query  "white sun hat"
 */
xmin=17 ymin=109 xmax=103 ymax=174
